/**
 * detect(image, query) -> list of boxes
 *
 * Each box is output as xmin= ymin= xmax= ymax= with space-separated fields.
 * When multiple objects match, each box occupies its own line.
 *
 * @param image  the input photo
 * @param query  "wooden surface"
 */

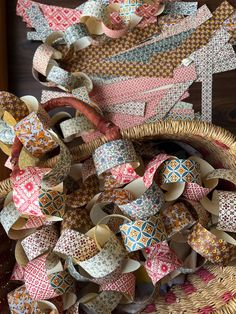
xmin=5 ymin=0 xmax=236 ymax=134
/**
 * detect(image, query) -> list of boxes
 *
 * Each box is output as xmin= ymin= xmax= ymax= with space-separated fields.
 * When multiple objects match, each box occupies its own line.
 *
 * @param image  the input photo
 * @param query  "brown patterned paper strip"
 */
xmin=53 ymin=229 xmax=99 ymax=262
xmin=66 ymin=175 xmax=100 ymax=208
xmin=68 ymin=23 xmax=160 ymax=72
xmin=84 ymin=1 xmax=234 ymax=77
xmin=187 ymin=223 xmax=236 ymax=265
xmin=0 ymin=91 xmax=29 ymax=123
xmin=161 ymin=202 xmax=196 ymax=238
xmin=61 ymin=208 xmax=93 ymax=234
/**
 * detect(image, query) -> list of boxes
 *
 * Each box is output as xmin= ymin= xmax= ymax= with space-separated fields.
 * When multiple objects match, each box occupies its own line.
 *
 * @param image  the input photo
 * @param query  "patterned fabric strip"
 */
xmin=163 ymin=2 xmax=198 ymax=16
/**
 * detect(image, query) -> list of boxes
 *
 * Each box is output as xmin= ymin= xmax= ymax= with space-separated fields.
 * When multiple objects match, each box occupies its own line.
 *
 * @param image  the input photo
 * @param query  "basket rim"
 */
xmin=70 ymin=120 xmax=236 ymax=162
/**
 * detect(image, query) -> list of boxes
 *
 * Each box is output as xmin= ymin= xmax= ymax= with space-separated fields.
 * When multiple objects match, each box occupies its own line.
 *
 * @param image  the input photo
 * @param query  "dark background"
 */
xmin=5 ymin=0 xmax=236 ymax=134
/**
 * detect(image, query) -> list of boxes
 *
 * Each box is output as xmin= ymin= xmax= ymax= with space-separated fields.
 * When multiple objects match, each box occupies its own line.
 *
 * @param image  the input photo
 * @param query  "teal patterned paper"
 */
xmin=107 ymin=30 xmax=193 ymax=63
xmin=163 ymin=2 xmax=198 ymax=16
xmin=159 ymin=158 xmax=201 ymax=184
xmin=120 ymin=215 xmax=167 ymax=252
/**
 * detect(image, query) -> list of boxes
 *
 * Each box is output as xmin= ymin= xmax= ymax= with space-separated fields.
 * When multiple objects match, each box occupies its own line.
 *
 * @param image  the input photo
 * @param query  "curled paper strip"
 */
xmin=100 ymin=272 xmax=136 ymax=302
xmin=10 ymin=263 xmax=25 ymax=281
xmin=39 ymin=188 xmax=65 ymax=221
xmin=53 ymin=229 xmax=99 ymax=263
xmin=120 ymin=214 xmax=167 ymax=252
xmin=80 ymin=291 xmax=122 ymax=314
xmin=41 ymin=135 xmax=72 ymax=188
xmin=79 ymin=232 xmax=127 ymax=278
xmin=14 ymin=112 xmax=58 ymax=158
xmin=64 ymin=23 xmax=92 ymax=50
xmin=33 ymin=43 xmax=62 ymax=77
xmin=119 ymin=178 xmax=165 ymax=220
xmin=159 ymin=158 xmax=201 ymax=184
xmin=24 ymin=254 xmax=60 ymax=300
xmin=0 ymin=200 xmax=33 ymax=240
xmin=159 ymin=158 xmax=201 ymax=201
xmin=7 ymin=285 xmax=59 ymax=314
xmin=81 ymin=158 xmax=96 ymax=182
xmin=161 ymin=202 xmax=196 ymax=238
xmin=60 ymin=116 xmax=94 ymax=142
xmin=143 ymin=153 xmax=171 ymax=188
xmin=12 ymin=167 xmax=50 ymax=217
xmin=93 ymin=139 xmax=139 ymax=176
xmin=201 ymin=190 xmax=236 ymax=233
xmin=144 ymin=241 xmax=183 ymax=285
xmin=0 ymin=91 xmax=29 ymax=123
xmin=187 ymin=223 xmax=236 ymax=265
xmin=66 ymin=175 xmax=100 ymax=208
xmin=21 ymin=225 xmax=59 ymax=262
xmin=0 ymin=119 xmax=15 ymax=145
xmin=110 ymin=163 xmax=140 ymax=185
xmin=61 ymin=208 xmax=93 ymax=234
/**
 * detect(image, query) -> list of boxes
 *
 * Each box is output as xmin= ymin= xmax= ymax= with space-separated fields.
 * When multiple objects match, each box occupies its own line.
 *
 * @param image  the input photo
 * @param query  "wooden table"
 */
xmin=1 ymin=0 xmax=236 ymax=180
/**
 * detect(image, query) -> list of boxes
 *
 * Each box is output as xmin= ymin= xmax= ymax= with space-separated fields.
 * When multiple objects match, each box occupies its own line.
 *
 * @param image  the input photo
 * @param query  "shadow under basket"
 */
xmin=0 ymin=120 xmax=236 ymax=313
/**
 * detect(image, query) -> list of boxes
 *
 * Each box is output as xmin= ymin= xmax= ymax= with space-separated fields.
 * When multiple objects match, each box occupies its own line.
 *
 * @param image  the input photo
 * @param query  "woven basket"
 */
xmin=0 ymin=99 xmax=236 ymax=313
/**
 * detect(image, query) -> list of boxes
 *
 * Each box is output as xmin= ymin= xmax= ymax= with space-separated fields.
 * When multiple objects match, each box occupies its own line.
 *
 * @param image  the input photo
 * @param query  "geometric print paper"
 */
xmin=159 ymin=158 xmax=201 ymax=184
xmin=24 ymin=254 xmax=58 ymax=300
xmin=53 ymin=229 xmax=99 ymax=262
xmin=12 ymin=167 xmax=50 ymax=217
xmin=144 ymin=241 xmax=182 ymax=285
xmin=21 ymin=225 xmax=59 ymax=261
xmin=14 ymin=112 xmax=58 ymax=158
xmin=39 ymin=189 xmax=65 ymax=219
xmin=120 ymin=215 xmax=167 ymax=252
xmin=48 ymin=270 xmax=74 ymax=295
xmin=217 ymin=191 xmax=236 ymax=233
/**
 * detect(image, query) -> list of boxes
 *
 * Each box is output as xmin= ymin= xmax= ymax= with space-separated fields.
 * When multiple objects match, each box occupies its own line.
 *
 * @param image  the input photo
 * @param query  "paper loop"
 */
xmin=0 ymin=91 xmax=29 ymax=124
xmin=21 ymin=225 xmax=59 ymax=262
xmin=187 ymin=223 xmax=236 ymax=265
xmin=119 ymin=178 xmax=165 ymax=220
xmin=120 ymin=214 xmax=167 ymax=252
xmin=100 ymin=272 xmax=136 ymax=302
xmin=39 ymin=188 xmax=65 ymax=221
xmin=201 ymin=190 xmax=236 ymax=233
xmin=144 ymin=241 xmax=183 ymax=285
xmin=143 ymin=153 xmax=172 ymax=188
xmin=24 ymin=254 xmax=61 ymax=300
xmin=78 ymin=232 xmax=127 ymax=278
xmin=12 ymin=167 xmax=50 ymax=217
xmin=93 ymin=139 xmax=139 ymax=176
xmin=64 ymin=23 xmax=92 ymax=50
xmin=14 ymin=112 xmax=58 ymax=158
xmin=0 ymin=199 xmax=34 ymax=240
xmin=41 ymin=135 xmax=72 ymax=188
xmin=161 ymin=202 xmax=196 ymax=238
xmin=53 ymin=229 xmax=99 ymax=263
xmin=60 ymin=116 xmax=94 ymax=142
xmin=33 ymin=43 xmax=62 ymax=76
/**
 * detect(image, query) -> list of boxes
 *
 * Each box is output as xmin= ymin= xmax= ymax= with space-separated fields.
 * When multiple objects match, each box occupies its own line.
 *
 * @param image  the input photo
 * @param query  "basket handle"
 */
xmin=11 ymin=97 xmax=122 ymax=165
xmin=43 ymin=97 xmax=121 ymax=141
